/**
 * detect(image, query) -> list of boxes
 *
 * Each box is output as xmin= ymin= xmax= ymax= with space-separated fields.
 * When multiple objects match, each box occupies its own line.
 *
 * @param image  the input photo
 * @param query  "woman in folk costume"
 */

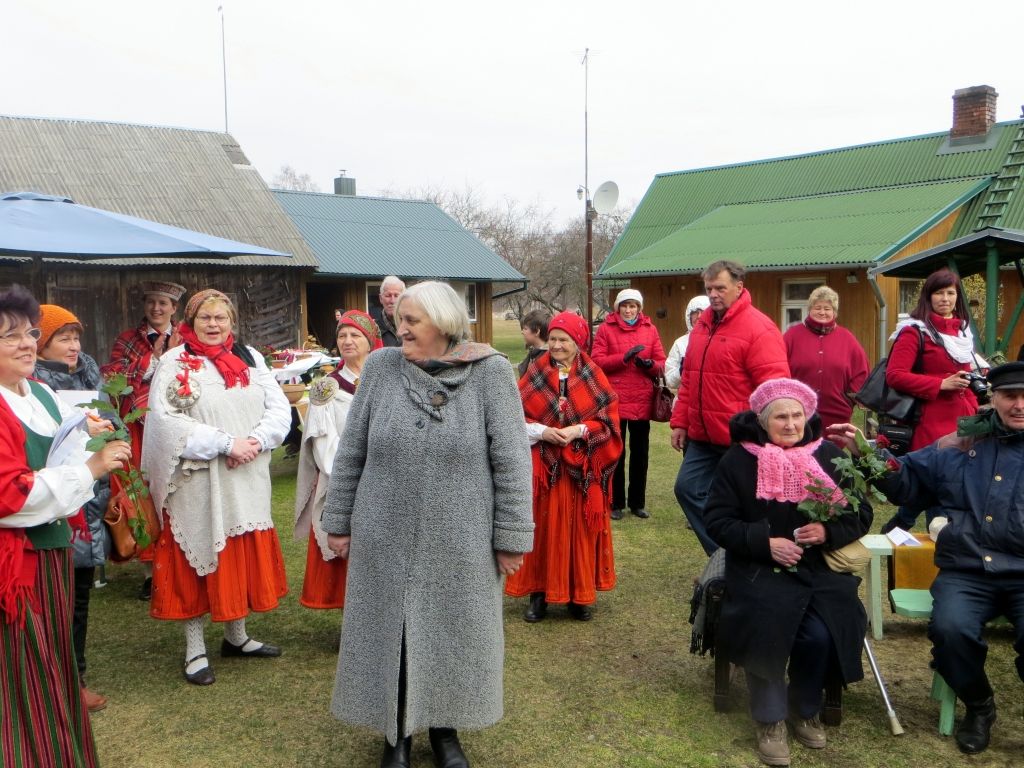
xmin=506 ymin=311 xmax=622 ymax=622
xmin=0 ymin=284 xmax=129 ymax=768
xmin=142 ymin=289 xmax=291 ymax=686
xmin=294 ymin=309 xmax=382 ymax=609
xmin=101 ymin=280 xmax=186 ymax=598
xmin=33 ymin=304 xmax=112 ymax=713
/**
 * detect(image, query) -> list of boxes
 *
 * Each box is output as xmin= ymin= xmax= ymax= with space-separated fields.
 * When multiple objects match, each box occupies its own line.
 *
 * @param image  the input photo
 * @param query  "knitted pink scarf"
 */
xmin=740 ymin=438 xmax=847 ymax=506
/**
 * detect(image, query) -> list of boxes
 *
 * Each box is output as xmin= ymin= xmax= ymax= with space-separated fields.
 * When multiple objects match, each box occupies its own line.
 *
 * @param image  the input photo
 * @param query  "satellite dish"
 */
xmin=592 ymin=181 xmax=619 ymax=214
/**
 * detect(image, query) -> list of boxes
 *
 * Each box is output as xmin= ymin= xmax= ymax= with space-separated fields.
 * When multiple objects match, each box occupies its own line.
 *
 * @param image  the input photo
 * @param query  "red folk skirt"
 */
xmin=505 ymin=473 xmax=616 ymax=605
xmin=150 ymin=516 xmax=288 ymax=622
xmin=299 ymin=533 xmax=348 ymax=609
xmin=0 ymin=548 xmax=98 ymax=768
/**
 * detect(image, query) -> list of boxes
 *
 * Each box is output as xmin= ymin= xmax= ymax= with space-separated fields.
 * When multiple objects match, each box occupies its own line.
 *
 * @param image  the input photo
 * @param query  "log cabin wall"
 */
xmin=0 ymin=263 xmax=308 ymax=361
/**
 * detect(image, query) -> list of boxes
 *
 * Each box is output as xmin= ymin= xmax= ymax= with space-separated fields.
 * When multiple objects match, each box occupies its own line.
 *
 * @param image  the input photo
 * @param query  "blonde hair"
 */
xmin=807 ymin=285 xmax=839 ymax=314
xmin=395 ymin=281 xmax=471 ymax=342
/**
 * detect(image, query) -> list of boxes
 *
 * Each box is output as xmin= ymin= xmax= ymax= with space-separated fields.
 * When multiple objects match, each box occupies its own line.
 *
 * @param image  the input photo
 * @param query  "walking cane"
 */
xmin=863 ymin=637 xmax=904 ymax=735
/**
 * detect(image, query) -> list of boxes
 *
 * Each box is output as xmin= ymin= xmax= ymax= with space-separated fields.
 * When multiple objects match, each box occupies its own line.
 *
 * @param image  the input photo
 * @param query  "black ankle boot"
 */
xmin=523 ymin=592 xmax=546 ymax=623
xmin=955 ymin=696 xmax=996 ymax=754
xmin=380 ymin=735 xmax=411 ymax=768
xmin=429 ymin=727 xmax=469 ymax=768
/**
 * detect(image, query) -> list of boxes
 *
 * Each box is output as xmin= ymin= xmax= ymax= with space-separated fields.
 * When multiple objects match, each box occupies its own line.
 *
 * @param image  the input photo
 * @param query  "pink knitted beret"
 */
xmin=749 ymin=378 xmax=817 ymax=417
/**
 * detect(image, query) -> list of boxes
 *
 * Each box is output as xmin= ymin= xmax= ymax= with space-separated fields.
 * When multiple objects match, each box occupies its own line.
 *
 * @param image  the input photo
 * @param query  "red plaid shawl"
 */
xmin=519 ymin=350 xmax=622 ymax=529
xmin=101 ymin=319 xmax=175 ymax=416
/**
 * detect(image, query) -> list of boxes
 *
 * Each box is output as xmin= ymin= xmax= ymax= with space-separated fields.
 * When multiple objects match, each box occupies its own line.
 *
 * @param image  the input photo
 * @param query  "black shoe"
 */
xmin=523 ymin=592 xmax=547 ymax=623
xmin=631 ymin=508 xmax=650 ymax=519
xmin=220 ymin=637 xmax=282 ymax=658
xmin=610 ymin=508 xmax=624 ymax=520
xmin=567 ymin=602 xmax=593 ymax=621
xmin=138 ymin=577 xmax=152 ymax=601
xmin=955 ymin=697 xmax=996 ymax=754
xmin=429 ymin=728 xmax=469 ymax=768
xmin=380 ymin=736 xmax=412 ymax=768
xmin=183 ymin=654 xmax=215 ymax=686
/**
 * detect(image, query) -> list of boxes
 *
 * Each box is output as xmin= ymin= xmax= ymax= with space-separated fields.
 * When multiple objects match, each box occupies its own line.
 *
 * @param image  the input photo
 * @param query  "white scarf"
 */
xmin=889 ymin=317 xmax=987 ymax=367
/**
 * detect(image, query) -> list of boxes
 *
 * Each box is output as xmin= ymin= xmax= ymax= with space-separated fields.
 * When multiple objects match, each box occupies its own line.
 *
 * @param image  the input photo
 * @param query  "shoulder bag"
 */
xmin=651 ymin=375 xmax=673 ymax=422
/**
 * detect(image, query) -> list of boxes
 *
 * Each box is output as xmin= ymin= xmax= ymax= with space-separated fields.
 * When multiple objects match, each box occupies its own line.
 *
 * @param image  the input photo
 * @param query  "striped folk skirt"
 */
xmin=0 ymin=547 xmax=98 ymax=768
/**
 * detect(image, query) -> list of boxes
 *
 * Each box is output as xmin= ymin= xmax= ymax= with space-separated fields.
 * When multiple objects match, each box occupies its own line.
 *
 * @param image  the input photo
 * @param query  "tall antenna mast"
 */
xmin=582 ymin=47 xmax=589 ymax=203
xmin=219 ymin=5 xmax=229 ymax=133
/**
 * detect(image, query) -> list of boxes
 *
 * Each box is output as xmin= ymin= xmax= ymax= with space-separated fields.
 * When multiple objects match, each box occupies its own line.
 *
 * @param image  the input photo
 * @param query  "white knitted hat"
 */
xmin=614 ymin=288 xmax=644 ymax=310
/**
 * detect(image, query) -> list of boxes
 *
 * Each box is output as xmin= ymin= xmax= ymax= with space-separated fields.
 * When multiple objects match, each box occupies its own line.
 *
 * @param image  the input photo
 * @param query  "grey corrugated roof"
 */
xmin=273 ymin=190 xmax=526 ymax=281
xmin=0 ymin=115 xmax=317 ymax=267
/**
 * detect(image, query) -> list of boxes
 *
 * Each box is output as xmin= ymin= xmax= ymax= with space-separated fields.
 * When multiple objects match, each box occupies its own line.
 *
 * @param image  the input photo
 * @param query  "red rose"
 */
xmin=885 ymin=458 xmax=901 ymax=473
xmin=875 ymin=434 xmax=891 ymax=450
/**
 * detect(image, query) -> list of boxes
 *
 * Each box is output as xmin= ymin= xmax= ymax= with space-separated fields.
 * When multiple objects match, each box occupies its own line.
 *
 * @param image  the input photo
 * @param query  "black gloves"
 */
xmin=623 ymin=345 xmax=644 ymax=364
xmin=634 ymin=357 xmax=655 ymax=370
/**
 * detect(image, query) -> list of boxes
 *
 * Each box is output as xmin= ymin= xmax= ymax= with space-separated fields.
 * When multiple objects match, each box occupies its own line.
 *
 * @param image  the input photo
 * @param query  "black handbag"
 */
xmin=651 ymin=376 xmax=673 ymax=422
xmin=854 ymin=328 xmax=925 ymax=423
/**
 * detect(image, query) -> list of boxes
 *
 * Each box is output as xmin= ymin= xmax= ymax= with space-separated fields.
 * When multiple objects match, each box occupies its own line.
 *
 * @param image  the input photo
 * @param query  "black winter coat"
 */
xmin=704 ymin=411 xmax=871 ymax=683
xmin=33 ymin=352 xmax=110 ymax=568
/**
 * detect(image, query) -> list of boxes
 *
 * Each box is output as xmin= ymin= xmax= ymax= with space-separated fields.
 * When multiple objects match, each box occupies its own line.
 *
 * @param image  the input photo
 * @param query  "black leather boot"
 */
xmin=429 ymin=728 xmax=469 ymax=768
xmin=955 ymin=696 xmax=996 ymax=754
xmin=379 ymin=735 xmax=411 ymax=768
xmin=523 ymin=592 xmax=546 ymax=623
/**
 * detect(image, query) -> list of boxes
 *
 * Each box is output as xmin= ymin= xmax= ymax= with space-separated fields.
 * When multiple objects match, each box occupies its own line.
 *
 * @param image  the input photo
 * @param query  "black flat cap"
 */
xmin=988 ymin=361 xmax=1024 ymax=391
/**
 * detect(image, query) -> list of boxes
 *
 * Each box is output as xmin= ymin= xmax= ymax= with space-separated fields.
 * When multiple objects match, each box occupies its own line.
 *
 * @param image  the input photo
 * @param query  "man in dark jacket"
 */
xmin=369 ymin=275 xmax=405 ymax=347
xmin=669 ymin=260 xmax=789 ymax=554
xmin=859 ymin=362 xmax=1024 ymax=755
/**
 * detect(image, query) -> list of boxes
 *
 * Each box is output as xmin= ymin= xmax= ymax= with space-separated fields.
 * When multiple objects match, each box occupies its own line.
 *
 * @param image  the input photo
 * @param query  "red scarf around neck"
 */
xmin=177 ymin=323 xmax=250 ymax=388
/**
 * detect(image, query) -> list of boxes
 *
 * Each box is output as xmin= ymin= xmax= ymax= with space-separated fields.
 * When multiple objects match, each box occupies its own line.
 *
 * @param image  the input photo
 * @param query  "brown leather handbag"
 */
xmin=104 ymin=472 xmax=159 ymax=563
xmin=651 ymin=376 xmax=673 ymax=422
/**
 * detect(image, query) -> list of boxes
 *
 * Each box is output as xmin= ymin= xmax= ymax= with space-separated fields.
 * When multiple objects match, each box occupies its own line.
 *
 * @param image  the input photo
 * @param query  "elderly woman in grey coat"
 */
xmin=323 ymin=280 xmax=534 ymax=768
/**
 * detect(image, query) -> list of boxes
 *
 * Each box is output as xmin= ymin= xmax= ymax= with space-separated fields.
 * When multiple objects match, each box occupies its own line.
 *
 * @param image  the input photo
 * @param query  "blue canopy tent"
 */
xmin=0 ymin=191 xmax=290 ymax=260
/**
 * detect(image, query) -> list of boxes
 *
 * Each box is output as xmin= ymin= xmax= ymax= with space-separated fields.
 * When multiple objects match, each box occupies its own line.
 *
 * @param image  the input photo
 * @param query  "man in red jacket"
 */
xmin=670 ymin=260 xmax=790 ymax=554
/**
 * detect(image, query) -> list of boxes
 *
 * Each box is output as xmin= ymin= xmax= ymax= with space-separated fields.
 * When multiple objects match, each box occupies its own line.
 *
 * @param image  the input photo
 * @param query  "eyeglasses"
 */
xmin=0 ymin=327 xmax=42 ymax=347
xmin=195 ymin=314 xmax=231 ymax=324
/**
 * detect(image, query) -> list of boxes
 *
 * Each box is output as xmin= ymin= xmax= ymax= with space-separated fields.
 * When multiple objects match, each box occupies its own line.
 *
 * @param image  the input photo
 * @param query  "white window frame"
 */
xmin=449 ymin=281 xmax=478 ymax=323
xmin=780 ymin=277 xmax=826 ymax=330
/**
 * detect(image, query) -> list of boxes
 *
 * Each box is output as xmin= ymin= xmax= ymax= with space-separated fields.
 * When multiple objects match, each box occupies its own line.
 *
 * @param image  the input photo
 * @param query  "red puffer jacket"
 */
xmin=591 ymin=312 xmax=666 ymax=421
xmin=670 ymin=289 xmax=789 ymax=446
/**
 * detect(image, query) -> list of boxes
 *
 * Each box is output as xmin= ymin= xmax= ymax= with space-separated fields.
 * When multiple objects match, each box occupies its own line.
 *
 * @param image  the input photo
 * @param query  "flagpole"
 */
xmin=219 ymin=5 xmax=229 ymax=133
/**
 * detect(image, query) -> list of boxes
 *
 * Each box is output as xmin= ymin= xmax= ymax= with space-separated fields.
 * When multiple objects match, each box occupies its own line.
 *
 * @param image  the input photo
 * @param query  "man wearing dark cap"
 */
xmin=831 ymin=361 xmax=1024 ymax=755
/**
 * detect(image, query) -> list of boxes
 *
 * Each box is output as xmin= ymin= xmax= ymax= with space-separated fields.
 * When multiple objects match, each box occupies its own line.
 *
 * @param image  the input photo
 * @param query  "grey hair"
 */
xmin=380 ymin=275 xmax=406 ymax=294
xmin=701 ymin=259 xmax=745 ymax=283
xmin=807 ymin=285 xmax=839 ymax=314
xmin=395 ymin=281 xmax=471 ymax=342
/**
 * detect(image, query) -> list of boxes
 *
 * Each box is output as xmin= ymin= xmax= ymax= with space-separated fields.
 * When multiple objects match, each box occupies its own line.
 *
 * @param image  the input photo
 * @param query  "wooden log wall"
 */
xmin=0 ymin=262 xmax=307 ymax=362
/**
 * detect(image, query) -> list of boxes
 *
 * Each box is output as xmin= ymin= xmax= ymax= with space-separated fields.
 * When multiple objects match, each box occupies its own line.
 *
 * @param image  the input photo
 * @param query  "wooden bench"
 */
xmin=889 ymin=588 xmax=1008 ymax=736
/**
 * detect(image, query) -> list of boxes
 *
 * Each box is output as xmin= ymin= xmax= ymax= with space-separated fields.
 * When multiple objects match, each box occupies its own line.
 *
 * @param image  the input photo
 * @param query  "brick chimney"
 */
xmin=951 ymin=85 xmax=998 ymax=139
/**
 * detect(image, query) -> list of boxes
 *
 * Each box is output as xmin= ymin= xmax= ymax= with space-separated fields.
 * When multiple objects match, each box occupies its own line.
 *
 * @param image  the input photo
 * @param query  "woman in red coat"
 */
xmin=783 ymin=286 xmax=869 ymax=429
xmin=881 ymin=268 xmax=983 ymax=532
xmin=591 ymin=289 xmax=666 ymax=520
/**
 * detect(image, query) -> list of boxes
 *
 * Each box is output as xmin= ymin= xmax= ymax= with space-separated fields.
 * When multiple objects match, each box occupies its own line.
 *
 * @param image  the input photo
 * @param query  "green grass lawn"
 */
xmin=85 ymin=330 xmax=1024 ymax=766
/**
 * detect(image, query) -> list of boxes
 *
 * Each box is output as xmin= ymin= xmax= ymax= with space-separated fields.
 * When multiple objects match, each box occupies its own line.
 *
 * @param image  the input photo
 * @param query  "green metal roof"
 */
xmin=601 ymin=179 xmax=991 ymax=276
xmin=601 ymin=119 xmax=1024 ymax=276
xmin=273 ymin=190 xmax=526 ymax=281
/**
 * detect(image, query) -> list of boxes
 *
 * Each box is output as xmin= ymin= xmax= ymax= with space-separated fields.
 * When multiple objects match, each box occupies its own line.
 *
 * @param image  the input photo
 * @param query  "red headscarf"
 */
xmin=337 ymin=309 xmax=383 ymax=351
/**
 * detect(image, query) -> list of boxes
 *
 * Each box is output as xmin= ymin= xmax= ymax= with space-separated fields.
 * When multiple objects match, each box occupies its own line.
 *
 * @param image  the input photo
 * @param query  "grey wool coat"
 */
xmin=322 ymin=346 xmax=534 ymax=743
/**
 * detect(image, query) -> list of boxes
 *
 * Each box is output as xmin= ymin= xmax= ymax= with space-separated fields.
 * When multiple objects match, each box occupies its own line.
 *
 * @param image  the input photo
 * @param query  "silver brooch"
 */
xmin=309 ymin=377 xmax=339 ymax=406
xmin=166 ymin=378 xmax=201 ymax=410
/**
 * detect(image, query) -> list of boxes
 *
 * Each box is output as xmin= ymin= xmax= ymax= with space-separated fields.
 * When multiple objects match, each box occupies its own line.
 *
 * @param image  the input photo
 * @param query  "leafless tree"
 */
xmin=272 ymin=165 xmax=320 ymax=192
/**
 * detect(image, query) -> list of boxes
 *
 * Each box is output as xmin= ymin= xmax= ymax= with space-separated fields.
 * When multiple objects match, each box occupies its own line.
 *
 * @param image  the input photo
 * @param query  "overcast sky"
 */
xmin=3 ymin=1 xmax=1022 ymax=224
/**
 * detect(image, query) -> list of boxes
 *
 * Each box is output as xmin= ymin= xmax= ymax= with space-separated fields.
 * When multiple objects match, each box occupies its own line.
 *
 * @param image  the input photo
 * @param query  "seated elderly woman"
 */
xmin=142 ymin=289 xmax=291 ymax=686
xmin=322 ymin=281 xmax=533 ymax=768
xmin=703 ymin=378 xmax=871 ymax=768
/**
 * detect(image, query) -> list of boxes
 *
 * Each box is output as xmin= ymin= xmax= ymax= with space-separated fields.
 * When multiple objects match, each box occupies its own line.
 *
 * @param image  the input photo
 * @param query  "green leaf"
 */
xmin=85 ymin=435 xmax=112 ymax=452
